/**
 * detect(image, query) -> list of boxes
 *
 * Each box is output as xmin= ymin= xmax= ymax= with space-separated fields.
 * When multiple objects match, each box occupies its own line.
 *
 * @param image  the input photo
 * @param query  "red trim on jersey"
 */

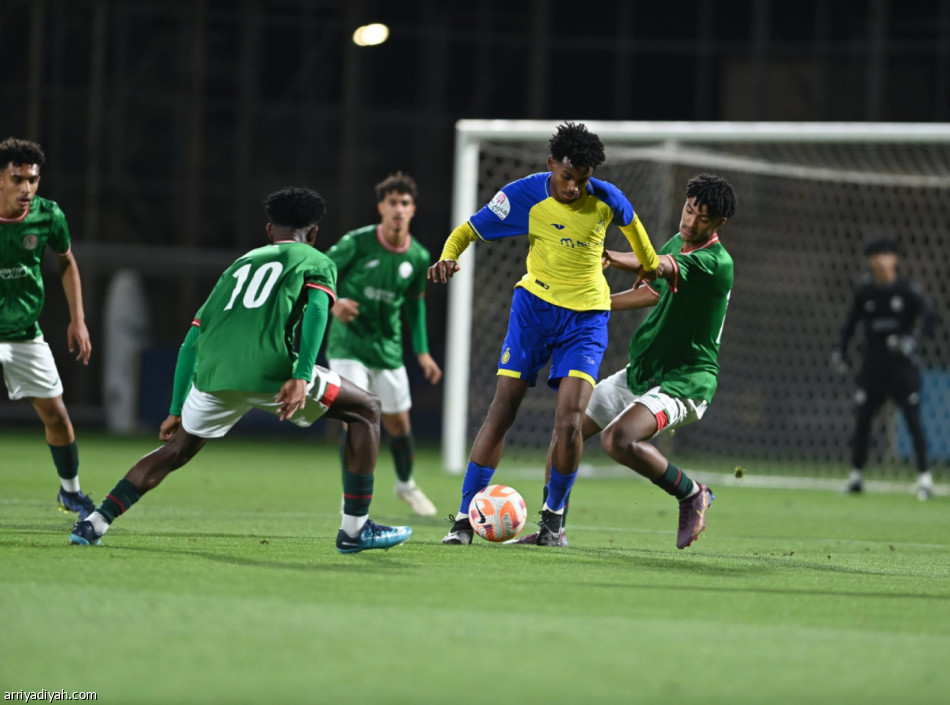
xmin=0 ymin=203 xmax=31 ymax=223
xmin=306 ymin=282 xmax=337 ymax=306
xmin=664 ymin=254 xmax=681 ymax=293
xmin=320 ymin=380 xmax=341 ymax=407
xmin=376 ymin=224 xmax=412 ymax=253
xmin=655 ymin=410 xmax=670 ymax=433
xmin=680 ymin=233 xmax=720 ymax=254
xmin=191 ymin=318 xmax=200 ymax=328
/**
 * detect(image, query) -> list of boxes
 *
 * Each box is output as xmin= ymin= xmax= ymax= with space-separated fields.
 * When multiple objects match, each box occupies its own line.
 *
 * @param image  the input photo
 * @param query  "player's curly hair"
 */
xmin=549 ymin=122 xmax=605 ymax=170
xmin=264 ymin=186 xmax=326 ymax=229
xmin=375 ymin=171 xmax=417 ymax=202
xmin=685 ymin=173 xmax=737 ymax=220
xmin=0 ymin=137 xmax=46 ymax=169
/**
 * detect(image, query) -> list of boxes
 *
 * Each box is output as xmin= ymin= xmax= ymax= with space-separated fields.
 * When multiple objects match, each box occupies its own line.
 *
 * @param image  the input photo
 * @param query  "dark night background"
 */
xmin=2 ymin=0 xmax=949 ymax=440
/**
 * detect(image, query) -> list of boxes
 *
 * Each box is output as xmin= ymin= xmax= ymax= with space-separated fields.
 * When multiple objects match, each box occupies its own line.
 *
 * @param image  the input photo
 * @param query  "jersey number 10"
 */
xmin=224 ymin=262 xmax=283 ymax=311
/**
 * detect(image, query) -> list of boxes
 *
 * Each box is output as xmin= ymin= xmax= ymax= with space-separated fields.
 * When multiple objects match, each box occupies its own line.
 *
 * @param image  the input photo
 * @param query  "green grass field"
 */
xmin=2 ymin=428 xmax=948 ymax=704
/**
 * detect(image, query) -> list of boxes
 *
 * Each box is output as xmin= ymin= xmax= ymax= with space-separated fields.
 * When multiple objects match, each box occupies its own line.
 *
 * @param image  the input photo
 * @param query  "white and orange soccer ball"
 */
xmin=467 ymin=484 xmax=528 ymax=542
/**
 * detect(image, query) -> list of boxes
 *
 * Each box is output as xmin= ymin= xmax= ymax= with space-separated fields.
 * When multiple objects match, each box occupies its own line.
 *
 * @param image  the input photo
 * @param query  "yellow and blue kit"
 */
xmin=440 ymin=172 xmax=657 ymax=388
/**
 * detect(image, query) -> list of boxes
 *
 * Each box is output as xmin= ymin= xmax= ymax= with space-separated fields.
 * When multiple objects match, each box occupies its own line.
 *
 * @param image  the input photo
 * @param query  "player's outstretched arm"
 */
xmin=428 ymin=222 xmax=477 ymax=283
xmin=159 ymin=415 xmax=182 ymax=441
xmin=417 ymin=352 xmax=442 ymax=384
xmin=427 ymin=259 xmax=460 ymax=283
xmin=331 ymin=298 xmax=360 ymax=322
xmin=58 ymin=251 xmax=92 ymax=364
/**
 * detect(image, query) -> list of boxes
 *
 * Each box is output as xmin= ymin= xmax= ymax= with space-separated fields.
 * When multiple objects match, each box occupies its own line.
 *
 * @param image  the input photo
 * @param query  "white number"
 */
xmin=223 ymin=261 xmax=283 ymax=311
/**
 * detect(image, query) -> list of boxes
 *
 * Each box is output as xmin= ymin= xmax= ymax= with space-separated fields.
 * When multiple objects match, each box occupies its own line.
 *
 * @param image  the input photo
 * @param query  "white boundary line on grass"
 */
xmin=499 ymin=464 xmax=949 ymax=497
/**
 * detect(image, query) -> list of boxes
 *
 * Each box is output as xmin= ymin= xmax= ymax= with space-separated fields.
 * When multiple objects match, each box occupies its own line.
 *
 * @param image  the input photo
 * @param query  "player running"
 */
xmin=68 ymin=187 xmax=411 ymax=553
xmin=428 ymin=121 xmax=659 ymax=546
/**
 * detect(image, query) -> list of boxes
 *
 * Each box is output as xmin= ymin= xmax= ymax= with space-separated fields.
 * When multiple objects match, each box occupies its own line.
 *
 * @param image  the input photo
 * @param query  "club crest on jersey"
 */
xmin=364 ymin=259 xmax=380 ymax=269
xmin=501 ymin=347 xmax=511 ymax=364
xmin=399 ymin=261 xmax=414 ymax=279
xmin=21 ymin=233 xmax=39 ymax=251
xmin=488 ymin=190 xmax=511 ymax=220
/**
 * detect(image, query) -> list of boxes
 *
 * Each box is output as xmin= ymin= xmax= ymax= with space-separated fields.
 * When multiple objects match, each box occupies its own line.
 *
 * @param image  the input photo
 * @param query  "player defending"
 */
xmin=0 ymin=138 xmax=94 ymax=520
xmin=832 ymin=237 xmax=940 ymax=500
xmin=325 ymin=172 xmax=441 ymax=516
xmin=428 ymin=122 xmax=659 ymax=546
xmin=516 ymin=174 xmax=736 ymax=549
xmin=68 ymin=187 xmax=411 ymax=553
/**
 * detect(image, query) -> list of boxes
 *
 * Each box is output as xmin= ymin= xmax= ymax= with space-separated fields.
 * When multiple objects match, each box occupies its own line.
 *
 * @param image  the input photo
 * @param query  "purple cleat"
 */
xmin=677 ymin=483 xmax=714 ymax=549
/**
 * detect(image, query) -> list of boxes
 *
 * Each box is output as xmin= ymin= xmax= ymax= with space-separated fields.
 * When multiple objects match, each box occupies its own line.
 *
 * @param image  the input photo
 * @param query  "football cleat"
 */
xmin=677 ymin=483 xmax=714 ymax=549
xmin=394 ymin=484 xmax=437 ymax=517
xmin=841 ymin=478 xmax=864 ymax=495
xmin=57 ymin=489 xmax=96 ymax=522
xmin=335 ymin=519 xmax=411 ymax=554
xmin=536 ymin=509 xmax=565 ymax=547
xmin=441 ymin=514 xmax=473 ymax=545
xmin=504 ymin=529 xmax=569 ymax=547
xmin=916 ymin=475 xmax=934 ymax=501
xmin=69 ymin=520 xmax=103 ymax=546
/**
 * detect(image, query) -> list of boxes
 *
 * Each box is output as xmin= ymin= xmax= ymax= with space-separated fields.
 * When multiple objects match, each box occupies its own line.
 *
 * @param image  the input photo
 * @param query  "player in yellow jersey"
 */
xmin=428 ymin=122 xmax=658 ymax=546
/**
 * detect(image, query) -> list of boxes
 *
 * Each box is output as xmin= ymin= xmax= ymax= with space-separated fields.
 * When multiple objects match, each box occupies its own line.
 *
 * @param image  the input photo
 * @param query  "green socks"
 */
xmin=651 ymin=461 xmax=696 ymax=500
xmin=342 ymin=469 xmax=373 ymax=517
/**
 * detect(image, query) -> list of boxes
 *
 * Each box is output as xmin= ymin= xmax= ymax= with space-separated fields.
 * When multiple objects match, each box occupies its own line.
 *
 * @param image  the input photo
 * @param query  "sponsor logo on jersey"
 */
xmin=551 ymin=223 xmax=566 ymax=230
xmin=21 ymin=234 xmax=39 ymax=251
xmin=0 ymin=265 xmax=29 ymax=280
xmin=488 ymin=190 xmax=511 ymax=220
xmin=398 ymin=261 xmax=414 ymax=279
xmin=560 ymin=238 xmax=574 ymax=248
xmin=364 ymin=259 xmax=380 ymax=269
xmin=534 ymin=279 xmax=550 ymax=290
xmin=363 ymin=286 xmax=396 ymax=303
xmin=890 ymin=295 xmax=904 ymax=312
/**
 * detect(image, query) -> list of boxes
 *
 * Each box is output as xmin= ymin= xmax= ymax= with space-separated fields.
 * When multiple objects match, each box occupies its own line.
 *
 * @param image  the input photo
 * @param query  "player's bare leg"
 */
xmin=601 ymin=402 xmax=713 ymax=549
xmin=383 ymin=410 xmax=436 ymax=516
xmin=443 ymin=376 xmax=528 ymax=544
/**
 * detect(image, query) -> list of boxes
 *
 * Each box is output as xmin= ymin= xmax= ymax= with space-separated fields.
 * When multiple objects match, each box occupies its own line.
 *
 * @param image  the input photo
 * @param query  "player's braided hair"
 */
xmin=549 ymin=122 xmax=605 ymax=170
xmin=0 ymin=137 xmax=46 ymax=169
xmin=685 ymin=173 xmax=737 ymax=219
xmin=375 ymin=171 xmax=417 ymax=202
xmin=264 ymin=186 xmax=326 ymax=228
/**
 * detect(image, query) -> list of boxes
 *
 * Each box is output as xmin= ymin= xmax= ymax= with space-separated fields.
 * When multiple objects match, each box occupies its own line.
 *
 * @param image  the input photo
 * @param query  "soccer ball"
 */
xmin=468 ymin=484 xmax=528 ymax=542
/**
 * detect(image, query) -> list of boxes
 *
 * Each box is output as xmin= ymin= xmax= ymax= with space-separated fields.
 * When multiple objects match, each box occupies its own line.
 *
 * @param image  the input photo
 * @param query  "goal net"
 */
xmin=441 ymin=121 xmax=950 ymax=479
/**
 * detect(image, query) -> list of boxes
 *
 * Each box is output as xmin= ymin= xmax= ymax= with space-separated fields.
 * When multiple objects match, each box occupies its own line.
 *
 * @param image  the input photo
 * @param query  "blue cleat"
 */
xmin=69 ymin=520 xmax=103 ymax=546
xmin=336 ymin=519 xmax=412 ymax=554
xmin=57 ymin=489 xmax=96 ymax=522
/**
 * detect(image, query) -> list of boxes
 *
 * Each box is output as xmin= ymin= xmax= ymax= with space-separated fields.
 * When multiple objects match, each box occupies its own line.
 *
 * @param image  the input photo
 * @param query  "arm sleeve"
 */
xmin=618 ymin=213 xmax=659 ymax=272
xmin=837 ymin=289 xmax=863 ymax=353
xmin=169 ymin=324 xmax=200 ymax=415
xmin=438 ymin=222 xmax=478 ymax=261
xmin=404 ymin=294 xmax=429 ymax=355
xmin=292 ymin=287 xmax=330 ymax=380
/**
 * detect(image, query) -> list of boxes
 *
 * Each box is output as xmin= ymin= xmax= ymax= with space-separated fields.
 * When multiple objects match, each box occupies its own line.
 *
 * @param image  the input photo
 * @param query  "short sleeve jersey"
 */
xmin=192 ymin=241 xmax=337 ymax=394
xmin=468 ymin=172 xmax=636 ymax=312
xmin=0 ymin=196 xmax=71 ymax=341
xmin=626 ymin=233 xmax=733 ymax=403
xmin=324 ymin=225 xmax=431 ymax=369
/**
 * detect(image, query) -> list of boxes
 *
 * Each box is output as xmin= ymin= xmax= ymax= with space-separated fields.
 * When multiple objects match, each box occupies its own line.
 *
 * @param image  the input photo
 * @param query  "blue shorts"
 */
xmin=496 ymin=287 xmax=609 ymax=389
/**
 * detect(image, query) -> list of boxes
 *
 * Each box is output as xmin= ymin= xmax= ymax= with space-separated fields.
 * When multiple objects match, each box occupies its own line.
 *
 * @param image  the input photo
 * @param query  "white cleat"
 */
xmin=395 ymin=484 xmax=437 ymax=517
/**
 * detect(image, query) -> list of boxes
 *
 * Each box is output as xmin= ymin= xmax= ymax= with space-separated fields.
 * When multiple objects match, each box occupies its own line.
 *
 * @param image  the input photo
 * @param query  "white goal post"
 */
xmin=441 ymin=120 xmax=950 ymax=474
